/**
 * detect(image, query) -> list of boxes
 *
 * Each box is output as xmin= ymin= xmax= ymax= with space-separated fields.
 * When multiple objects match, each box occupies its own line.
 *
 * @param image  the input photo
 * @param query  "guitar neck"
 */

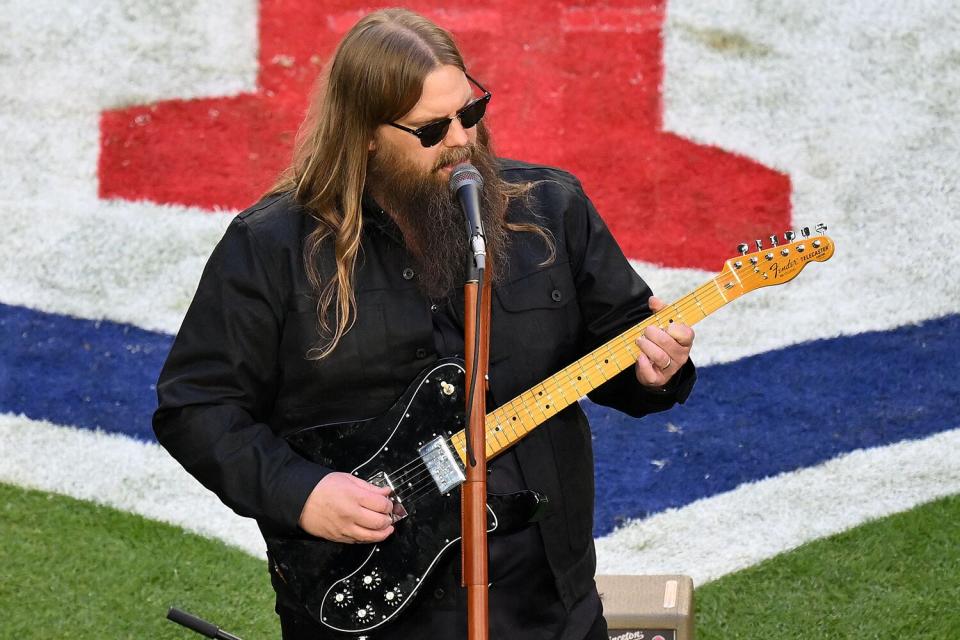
xmin=449 ymin=268 xmax=747 ymax=464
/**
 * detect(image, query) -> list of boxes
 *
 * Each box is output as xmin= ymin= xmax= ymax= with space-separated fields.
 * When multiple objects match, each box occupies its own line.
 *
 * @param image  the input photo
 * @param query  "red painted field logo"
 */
xmin=99 ymin=0 xmax=789 ymax=270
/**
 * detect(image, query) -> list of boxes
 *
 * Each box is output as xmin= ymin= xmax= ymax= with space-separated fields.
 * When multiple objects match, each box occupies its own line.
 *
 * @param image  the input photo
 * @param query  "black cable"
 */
xmin=463 ymin=266 xmax=484 ymax=468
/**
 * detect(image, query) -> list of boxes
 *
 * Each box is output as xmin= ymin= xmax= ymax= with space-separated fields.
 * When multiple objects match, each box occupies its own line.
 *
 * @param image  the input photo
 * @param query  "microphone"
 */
xmin=449 ymin=163 xmax=486 ymax=270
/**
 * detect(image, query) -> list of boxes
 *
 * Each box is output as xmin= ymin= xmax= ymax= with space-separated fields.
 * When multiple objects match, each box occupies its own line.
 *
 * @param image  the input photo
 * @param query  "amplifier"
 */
xmin=596 ymin=574 xmax=695 ymax=640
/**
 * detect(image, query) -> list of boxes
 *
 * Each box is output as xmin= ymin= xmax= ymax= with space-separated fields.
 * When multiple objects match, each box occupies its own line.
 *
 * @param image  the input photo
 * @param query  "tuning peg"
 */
xmin=784 ymin=230 xmax=796 ymax=242
xmin=816 ymin=223 xmax=828 ymax=234
xmin=801 ymin=227 xmax=811 ymax=238
xmin=737 ymin=243 xmax=749 ymax=256
xmin=755 ymin=239 xmax=763 ymax=251
xmin=769 ymin=234 xmax=779 ymax=247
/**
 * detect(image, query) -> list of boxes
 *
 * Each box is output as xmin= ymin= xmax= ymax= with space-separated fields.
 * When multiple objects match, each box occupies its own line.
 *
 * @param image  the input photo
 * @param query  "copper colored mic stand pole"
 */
xmin=462 ymin=269 xmax=491 ymax=640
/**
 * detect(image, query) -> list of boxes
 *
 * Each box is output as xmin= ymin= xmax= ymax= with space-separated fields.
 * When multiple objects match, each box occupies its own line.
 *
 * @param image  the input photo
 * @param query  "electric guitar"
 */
xmin=265 ymin=228 xmax=836 ymax=636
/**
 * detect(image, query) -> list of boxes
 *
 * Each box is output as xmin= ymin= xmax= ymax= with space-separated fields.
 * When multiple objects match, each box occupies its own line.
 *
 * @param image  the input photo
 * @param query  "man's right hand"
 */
xmin=298 ymin=472 xmax=396 ymax=543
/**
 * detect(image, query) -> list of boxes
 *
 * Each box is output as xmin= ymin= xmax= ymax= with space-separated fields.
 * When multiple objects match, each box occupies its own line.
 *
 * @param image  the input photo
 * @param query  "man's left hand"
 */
xmin=634 ymin=296 xmax=695 ymax=388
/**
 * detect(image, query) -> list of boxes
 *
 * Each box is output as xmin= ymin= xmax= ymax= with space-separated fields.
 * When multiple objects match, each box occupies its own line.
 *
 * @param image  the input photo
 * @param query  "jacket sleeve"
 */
xmin=153 ymin=216 xmax=330 ymax=532
xmin=563 ymin=183 xmax=696 ymax=417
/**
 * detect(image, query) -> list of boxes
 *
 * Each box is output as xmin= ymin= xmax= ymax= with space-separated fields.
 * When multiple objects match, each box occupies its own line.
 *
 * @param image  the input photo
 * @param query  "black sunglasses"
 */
xmin=387 ymin=73 xmax=491 ymax=147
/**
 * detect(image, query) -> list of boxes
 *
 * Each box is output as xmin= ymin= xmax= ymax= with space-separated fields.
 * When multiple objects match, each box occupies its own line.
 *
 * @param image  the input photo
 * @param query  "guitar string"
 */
xmin=388 ymin=268 xmax=754 ymax=506
xmin=384 ymin=257 xmax=802 ymax=508
xmin=387 ymin=264 xmax=770 ymax=506
xmin=386 ymin=260 xmax=749 ymax=484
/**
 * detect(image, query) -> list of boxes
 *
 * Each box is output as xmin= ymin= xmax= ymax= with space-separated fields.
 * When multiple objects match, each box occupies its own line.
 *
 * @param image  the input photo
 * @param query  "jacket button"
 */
xmin=402 ymin=267 xmax=415 ymax=280
xmin=416 ymin=348 xmax=427 ymax=359
xmin=551 ymin=289 xmax=562 ymax=302
xmin=433 ymin=587 xmax=445 ymax=599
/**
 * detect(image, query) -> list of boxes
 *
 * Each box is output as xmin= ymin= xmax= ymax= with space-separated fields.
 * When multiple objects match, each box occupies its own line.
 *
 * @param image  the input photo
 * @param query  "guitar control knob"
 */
xmin=361 ymin=571 xmax=382 ymax=589
xmin=332 ymin=589 xmax=353 ymax=608
xmin=384 ymin=585 xmax=404 ymax=607
xmin=355 ymin=605 xmax=375 ymax=622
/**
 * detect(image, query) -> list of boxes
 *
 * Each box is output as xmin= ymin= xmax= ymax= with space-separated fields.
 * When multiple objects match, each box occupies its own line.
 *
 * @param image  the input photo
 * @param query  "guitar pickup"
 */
xmin=418 ymin=436 xmax=466 ymax=494
xmin=367 ymin=470 xmax=409 ymax=523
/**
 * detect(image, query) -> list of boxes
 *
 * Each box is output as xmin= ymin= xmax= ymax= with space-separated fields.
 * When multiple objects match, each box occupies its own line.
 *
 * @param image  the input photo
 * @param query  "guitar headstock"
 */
xmin=724 ymin=224 xmax=835 ymax=293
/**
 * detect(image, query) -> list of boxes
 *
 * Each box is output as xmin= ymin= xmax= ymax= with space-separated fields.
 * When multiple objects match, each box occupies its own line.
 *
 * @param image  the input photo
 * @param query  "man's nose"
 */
xmin=442 ymin=117 xmax=470 ymax=147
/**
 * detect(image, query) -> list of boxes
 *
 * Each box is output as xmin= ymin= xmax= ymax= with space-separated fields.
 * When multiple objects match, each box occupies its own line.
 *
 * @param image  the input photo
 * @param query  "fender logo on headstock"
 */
xmin=770 ymin=244 xmax=830 ymax=280
xmin=769 ymin=258 xmax=797 ymax=279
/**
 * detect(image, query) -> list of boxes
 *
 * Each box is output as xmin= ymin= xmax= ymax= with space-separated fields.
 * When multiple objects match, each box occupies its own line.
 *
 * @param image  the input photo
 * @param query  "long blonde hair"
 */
xmin=270 ymin=9 xmax=552 ymax=359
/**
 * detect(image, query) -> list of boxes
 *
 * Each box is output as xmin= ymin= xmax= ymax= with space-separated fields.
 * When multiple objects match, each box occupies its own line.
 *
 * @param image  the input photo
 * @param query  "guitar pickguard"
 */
xmin=265 ymin=360 xmax=543 ymax=635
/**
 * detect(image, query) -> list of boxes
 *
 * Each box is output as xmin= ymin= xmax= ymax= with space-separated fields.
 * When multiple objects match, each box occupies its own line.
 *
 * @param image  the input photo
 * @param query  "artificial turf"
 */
xmin=696 ymin=493 xmax=960 ymax=638
xmin=0 ymin=483 xmax=278 ymax=639
xmin=1 ymin=483 xmax=957 ymax=638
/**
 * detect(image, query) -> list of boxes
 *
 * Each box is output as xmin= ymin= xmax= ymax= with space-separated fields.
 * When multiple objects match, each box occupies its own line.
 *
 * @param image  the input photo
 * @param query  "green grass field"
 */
xmin=0 ymin=483 xmax=279 ymax=639
xmin=1 ymin=483 xmax=957 ymax=638
xmin=696 ymin=493 xmax=960 ymax=638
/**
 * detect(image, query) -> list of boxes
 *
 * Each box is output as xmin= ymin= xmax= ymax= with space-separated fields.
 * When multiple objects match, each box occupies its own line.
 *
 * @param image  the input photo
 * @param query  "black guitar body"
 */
xmin=264 ymin=359 xmax=546 ymax=636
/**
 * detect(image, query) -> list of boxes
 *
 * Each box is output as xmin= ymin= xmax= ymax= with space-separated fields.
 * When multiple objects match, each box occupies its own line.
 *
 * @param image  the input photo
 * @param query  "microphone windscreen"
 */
xmin=448 ymin=162 xmax=483 ymax=194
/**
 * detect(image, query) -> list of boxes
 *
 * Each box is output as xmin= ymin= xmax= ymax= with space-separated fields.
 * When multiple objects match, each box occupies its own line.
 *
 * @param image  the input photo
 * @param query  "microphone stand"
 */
xmin=461 ymin=221 xmax=491 ymax=640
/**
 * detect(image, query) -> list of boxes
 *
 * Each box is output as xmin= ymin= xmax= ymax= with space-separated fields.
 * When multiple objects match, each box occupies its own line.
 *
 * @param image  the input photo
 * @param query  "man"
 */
xmin=153 ymin=8 xmax=695 ymax=639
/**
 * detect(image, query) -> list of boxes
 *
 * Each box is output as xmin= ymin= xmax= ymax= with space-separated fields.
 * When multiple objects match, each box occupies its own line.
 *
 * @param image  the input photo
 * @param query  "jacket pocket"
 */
xmin=491 ymin=263 xmax=581 ymax=378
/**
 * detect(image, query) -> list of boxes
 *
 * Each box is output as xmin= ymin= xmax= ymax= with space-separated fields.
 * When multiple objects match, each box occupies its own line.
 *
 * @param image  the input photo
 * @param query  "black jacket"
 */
xmin=153 ymin=159 xmax=694 ymax=612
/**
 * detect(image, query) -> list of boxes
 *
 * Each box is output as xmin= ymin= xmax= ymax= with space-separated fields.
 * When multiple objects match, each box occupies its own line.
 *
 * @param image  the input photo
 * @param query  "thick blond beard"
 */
xmin=365 ymin=136 xmax=510 ymax=298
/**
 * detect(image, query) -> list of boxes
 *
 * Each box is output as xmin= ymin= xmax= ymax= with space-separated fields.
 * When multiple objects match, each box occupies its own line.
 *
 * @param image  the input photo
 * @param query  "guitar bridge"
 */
xmin=418 ymin=436 xmax=466 ymax=494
